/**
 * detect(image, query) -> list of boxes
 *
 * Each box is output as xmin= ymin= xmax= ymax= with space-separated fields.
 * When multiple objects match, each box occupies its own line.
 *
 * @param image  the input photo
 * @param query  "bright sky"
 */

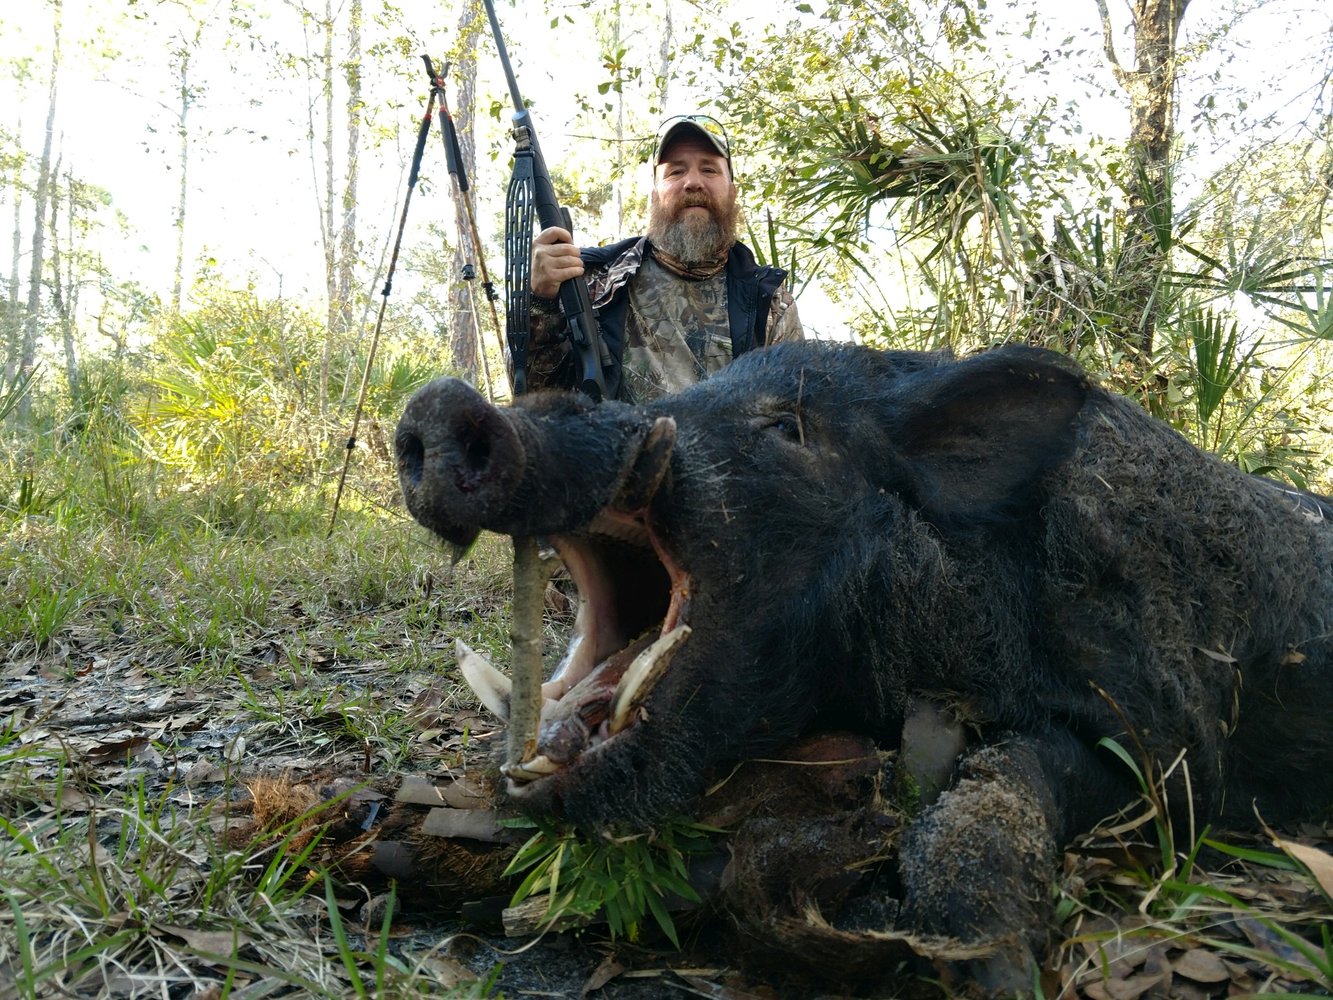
xmin=1 ymin=0 xmax=1328 ymax=342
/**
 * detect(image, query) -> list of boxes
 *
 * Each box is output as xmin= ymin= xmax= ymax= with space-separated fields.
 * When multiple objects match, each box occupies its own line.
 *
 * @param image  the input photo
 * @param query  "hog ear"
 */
xmin=895 ymin=349 xmax=1090 ymax=524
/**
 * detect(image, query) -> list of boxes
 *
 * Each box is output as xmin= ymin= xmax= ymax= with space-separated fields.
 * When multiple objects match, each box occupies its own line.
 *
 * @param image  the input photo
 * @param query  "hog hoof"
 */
xmin=899 ymin=766 xmax=1057 ymax=996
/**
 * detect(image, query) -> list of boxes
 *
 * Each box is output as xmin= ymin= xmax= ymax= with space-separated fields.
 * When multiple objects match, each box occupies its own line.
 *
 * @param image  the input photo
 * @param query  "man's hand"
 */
xmin=531 ymin=226 xmax=584 ymax=299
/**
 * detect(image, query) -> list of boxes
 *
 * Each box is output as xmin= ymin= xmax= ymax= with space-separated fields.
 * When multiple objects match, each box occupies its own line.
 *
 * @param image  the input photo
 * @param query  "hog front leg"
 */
xmin=898 ymin=730 xmax=1129 ymax=996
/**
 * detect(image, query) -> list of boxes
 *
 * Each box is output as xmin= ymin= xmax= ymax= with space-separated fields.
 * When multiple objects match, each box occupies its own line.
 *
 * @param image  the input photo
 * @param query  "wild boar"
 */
xmin=395 ymin=341 xmax=1333 ymax=991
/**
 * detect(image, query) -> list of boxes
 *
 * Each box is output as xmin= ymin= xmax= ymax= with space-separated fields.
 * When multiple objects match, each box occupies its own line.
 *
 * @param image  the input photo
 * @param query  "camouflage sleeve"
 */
xmin=518 ymin=297 xmax=574 ymax=391
xmin=764 ymin=284 xmax=804 ymax=345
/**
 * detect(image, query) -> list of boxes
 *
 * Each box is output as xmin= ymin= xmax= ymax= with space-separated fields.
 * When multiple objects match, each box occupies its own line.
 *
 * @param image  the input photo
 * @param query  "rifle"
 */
xmin=481 ymin=0 xmax=608 ymax=400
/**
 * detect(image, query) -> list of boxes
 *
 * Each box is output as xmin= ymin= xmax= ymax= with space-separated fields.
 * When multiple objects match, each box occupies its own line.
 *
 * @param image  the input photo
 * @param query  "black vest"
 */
xmin=580 ymin=238 xmax=788 ymax=401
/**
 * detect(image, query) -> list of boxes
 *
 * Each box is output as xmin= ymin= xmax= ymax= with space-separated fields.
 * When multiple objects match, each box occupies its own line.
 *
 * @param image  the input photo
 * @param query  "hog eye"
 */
xmin=761 ymin=413 xmax=805 ymax=444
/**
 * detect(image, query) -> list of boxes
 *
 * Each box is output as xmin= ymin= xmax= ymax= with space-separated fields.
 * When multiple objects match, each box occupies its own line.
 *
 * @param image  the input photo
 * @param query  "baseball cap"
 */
xmin=653 ymin=114 xmax=732 ymax=173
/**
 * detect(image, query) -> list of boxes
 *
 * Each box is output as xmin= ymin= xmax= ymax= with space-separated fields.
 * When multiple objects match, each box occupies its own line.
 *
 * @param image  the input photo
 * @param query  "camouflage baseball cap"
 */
xmin=653 ymin=114 xmax=731 ymax=172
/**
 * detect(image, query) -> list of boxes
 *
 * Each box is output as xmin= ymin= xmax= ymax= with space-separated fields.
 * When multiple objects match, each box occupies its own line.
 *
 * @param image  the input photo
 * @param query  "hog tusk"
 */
xmin=609 ymin=624 xmax=691 ymax=734
xmin=456 ymin=639 xmax=512 ymax=722
xmin=502 ymin=754 xmax=560 ymax=783
xmin=613 ymin=416 xmax=677 ymax=512
xmin=456 ymin=639 xmax=560 ymax=724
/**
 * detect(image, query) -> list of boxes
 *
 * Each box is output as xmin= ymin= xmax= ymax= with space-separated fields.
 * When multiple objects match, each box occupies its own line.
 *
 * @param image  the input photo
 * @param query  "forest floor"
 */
xmin=2 ymin=490 xmax=1332 ymax=999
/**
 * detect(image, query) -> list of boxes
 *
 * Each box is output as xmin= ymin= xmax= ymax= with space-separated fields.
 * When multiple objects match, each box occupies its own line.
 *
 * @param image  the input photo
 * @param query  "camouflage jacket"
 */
xmin=522 ymin=236 xmax=802 ymax=402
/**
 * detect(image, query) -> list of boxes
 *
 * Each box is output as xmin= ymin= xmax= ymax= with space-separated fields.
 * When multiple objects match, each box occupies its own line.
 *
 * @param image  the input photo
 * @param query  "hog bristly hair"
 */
xmin=396 ymin=339 xmax=1333 ymax=991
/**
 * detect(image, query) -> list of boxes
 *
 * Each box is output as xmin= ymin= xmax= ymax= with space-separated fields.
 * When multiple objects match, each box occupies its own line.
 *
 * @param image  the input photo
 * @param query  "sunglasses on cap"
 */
xmin=653 ymin=114 xmax=731 ymax=169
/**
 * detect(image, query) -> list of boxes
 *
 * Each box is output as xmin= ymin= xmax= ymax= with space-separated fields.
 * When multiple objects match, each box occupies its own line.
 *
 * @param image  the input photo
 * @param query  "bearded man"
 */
xmin=525 ymin=114 xmax=803 ymax=402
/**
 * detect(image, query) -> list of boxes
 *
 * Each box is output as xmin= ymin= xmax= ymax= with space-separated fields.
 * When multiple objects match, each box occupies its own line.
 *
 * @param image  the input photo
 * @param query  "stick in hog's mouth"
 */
xmin=505 ymin=536 xmax=551 ymax=767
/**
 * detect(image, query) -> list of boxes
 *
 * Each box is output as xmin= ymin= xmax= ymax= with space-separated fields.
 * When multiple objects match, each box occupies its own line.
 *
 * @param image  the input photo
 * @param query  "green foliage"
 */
xmin=117 ymin=289 xmax=439 ymax=490
xmin=1271 ymin=265 xmax=1333 ymax=342
xmin=0 ymin=758 xmax=501 ymax=998
xmin=503 ymin=816 xmax=716 ymax=948
xmin=0 ymin=405 xmax=505 ymax=995
xmin=366 ymin=352 xmax=441 ymax=421
xmin=139 ymin=293 xmax=330 ymax=483
xmin=1183 ymin=308 xmax=1256 ymax=447
xmin=1075 ymin=736 xmax=1333 ymax=990
xmin=687 ymin=0 xmax=1333 ymax=488
xmin=787 ymin=91 xmax=1031 ymax=267
xmin=0 ymin=366 xmax=36 ymax=423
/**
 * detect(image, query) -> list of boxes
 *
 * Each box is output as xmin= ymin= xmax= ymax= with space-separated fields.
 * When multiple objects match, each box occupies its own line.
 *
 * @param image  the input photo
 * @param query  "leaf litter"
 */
xmin=3 ymin=541 xmax=1332 ymax=998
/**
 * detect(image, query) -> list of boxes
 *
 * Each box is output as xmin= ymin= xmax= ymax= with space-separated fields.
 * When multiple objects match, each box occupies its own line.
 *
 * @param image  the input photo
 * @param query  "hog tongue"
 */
xmin=500 ymin=635 xmax=648 ymax=782
xmin=542 ymin=630 xmax=656 ymax=748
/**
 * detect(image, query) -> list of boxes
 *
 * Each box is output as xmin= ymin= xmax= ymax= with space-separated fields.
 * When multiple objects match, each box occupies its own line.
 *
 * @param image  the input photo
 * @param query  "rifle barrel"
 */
xmin=482 ymin=0 xmax=526 ymax=113
xmin=482 ymin=0 xmax=608 ymax=401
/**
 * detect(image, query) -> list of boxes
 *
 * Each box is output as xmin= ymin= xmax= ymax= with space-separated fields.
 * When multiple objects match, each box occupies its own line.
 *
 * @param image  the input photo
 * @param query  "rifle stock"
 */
xmin=483 ymin=1 xmax=608 ymax=400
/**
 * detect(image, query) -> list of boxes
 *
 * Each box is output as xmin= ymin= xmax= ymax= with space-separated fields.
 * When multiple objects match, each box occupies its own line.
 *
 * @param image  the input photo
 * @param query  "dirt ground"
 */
xmin=4 ymin=616 xmax=1333 ymax=999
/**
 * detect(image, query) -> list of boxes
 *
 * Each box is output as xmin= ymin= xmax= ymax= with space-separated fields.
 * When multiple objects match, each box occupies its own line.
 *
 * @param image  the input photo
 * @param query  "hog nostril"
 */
xmin=454 ymin=422 xmax=492 ymax=492
xmin=397 ymin=431 xmax=425 ymax=487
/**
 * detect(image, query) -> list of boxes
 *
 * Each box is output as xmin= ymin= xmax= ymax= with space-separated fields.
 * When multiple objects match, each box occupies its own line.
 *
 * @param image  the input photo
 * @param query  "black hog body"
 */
xmin=396 ymin=341 xmax=1333 ymax=992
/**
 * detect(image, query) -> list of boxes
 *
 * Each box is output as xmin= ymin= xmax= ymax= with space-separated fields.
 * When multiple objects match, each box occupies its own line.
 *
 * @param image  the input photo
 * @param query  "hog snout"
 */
xmin=395 ymin=377 xmax=524 ymax=548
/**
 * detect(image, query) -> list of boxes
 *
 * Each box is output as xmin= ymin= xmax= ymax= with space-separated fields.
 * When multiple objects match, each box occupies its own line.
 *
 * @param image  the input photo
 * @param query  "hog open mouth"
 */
xmin=454 ymin=422 xmax=693 ymax=792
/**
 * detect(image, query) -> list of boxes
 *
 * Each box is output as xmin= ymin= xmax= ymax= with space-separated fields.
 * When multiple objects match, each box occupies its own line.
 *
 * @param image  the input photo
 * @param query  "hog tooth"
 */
xmin=545 ymin=541 xmax=614 ymax=694
xmin=608 ymin=624 xmax=691 ymax=735
xmin=587 ymin=511 xmax=651 ymax=547
xmin=458 ymin=640 xmax=559 ymax=722
xmin=502 ymin=754 xmax=559 ymax=783
xmin=543 ymin=631 xmax=591 ymax=701
xmin=456 ymin=639 xmax=511 ymax=722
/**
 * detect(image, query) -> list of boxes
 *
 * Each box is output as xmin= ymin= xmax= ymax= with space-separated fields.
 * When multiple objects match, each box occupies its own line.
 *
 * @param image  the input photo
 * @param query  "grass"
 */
xmin=0 ymin=782 xmax=500 ymax=997
xmin=1050 ymin=737 xmax=1333 ymax=997
xmin=0 ymin=429 xmax=517 ymax=997
xmin=4 ymin=393 xmax=1332 ymax=999
xmin=502 ymin=815 xmax=713 ymax=948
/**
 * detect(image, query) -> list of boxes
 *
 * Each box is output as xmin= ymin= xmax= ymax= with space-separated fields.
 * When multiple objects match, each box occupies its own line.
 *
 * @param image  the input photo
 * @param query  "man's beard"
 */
xmin=647 ymin=191 xmax=740 ymax=265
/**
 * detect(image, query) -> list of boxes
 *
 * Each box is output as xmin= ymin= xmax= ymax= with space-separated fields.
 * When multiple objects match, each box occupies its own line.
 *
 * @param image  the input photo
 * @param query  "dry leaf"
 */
xmin=224 ymin=734 xmax=246 ymax=763
xmin=420 ymin=807 xmax=517 ymax=842
xmin=439 ymin=775 xmax=489 ymax=808
xmin=1236 ymin=917 xmax=1317 ymax=981
xmin=154 ymin=923 xmax=254 ymax=956
xmin=182 ymin=759 xmax=227 ymax=785
xmin=1082 ymin=969 xmax=1169 ymax=1000
xmin=52 ymin=786 xmax=93 ymax=812
xmin=86 ymin=734 xmax=151 ymax=760
xmin=580 ymin=955 xmax=625 ymax=995
xmin=412 ymin=954 xmax=478 ymax=989
xmin=1273 ymin=836 xmax=1333 ymax=899
xmin=395 ymin=774 xmax=447 ymax=806
xmin=1172 ymin=946 xmax=1230 ymax=984
xmin=1081 ymin=933 xmax=1148 ymax=979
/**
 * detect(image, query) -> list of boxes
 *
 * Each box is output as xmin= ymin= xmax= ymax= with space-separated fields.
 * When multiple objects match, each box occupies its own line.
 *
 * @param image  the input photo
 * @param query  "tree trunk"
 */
xmin=336 ymin=0 xmax=361 ymax=348
xmin=171 ymin=43 xmax=191 ymax=315
xmin=1094 ymin=0 xmax=1191 ymax=362
xmin=18 ymin=0 xmax=61 ymax=423
xmin=4 ymin=117 xmax=23 ymax=390
xmin=319 ymin=0 xmax=336 ymax=414
xmin=49 ymin=158 xmax=80 ymax=399
xmin=448 ymin=4 xmax=482 ymax=378
xmin=657 ymin=1 xmax=673 ymax=118
xmin=614 ymin=0 xmax=624 ymax=232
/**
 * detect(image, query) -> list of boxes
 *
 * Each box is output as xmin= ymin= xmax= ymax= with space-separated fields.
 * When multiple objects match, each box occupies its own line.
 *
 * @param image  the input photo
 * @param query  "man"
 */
xmin=524 ymin=114 xmax=803 ymax=402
